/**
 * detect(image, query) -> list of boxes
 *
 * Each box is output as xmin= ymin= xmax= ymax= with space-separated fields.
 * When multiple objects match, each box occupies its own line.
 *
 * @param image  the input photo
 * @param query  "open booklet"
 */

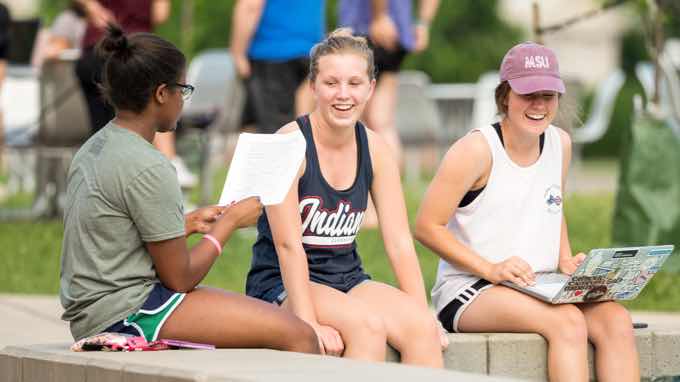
xmin=71 ymin=333 xmax=215 ymax=351
xmin=218 ymin=130 xmax=306 ymax=206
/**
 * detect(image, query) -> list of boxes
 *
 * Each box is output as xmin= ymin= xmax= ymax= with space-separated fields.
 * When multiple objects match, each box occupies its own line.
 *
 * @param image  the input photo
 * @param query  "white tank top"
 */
xmin=435 ymin=124 xmax=564 ymax=282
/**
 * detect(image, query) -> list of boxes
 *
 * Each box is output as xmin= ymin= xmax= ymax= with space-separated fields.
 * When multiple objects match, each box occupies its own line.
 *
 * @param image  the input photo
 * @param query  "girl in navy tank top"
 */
xmin=246 ymin=29 xmax=445 ymax=365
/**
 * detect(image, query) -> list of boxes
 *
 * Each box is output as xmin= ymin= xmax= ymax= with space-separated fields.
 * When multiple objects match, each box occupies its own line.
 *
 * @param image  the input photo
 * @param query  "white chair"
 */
xmin=179 ymin=49 xmax=245 ymax=205
xmin=571 ymin=69 xmax=626 ymax=144
xmin=396 ymin=70 xmax=445 ymax=179
xmin=471 ymin=71 xmax=501 ymax=130
xmin=635 ymin=54 xmax=680 ymax=140
xmin=1 ymin=14 xmax=91 ymax=219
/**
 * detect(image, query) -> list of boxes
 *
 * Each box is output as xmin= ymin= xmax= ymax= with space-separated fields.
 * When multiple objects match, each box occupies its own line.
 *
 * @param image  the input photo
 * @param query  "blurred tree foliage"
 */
xmin=583 ymin=1 xmax=680 ymax=158
xmin=401 ymin=1 xmax=523 ymax=83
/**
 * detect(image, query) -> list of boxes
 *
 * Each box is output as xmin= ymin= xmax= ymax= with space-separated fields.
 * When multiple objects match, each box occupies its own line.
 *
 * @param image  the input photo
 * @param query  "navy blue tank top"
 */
xmin=246 ymin=115 xmax=373 ymax=301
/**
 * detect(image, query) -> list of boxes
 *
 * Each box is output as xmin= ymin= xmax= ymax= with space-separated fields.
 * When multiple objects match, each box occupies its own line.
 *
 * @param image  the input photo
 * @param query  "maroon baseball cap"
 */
xmin=500 ymin=41 xmax=565 ymax=95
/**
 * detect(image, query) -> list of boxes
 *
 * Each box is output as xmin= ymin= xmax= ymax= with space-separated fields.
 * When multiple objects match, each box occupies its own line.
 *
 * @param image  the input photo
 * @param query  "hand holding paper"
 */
xmin=218 ymin=131 xmax=306 ymax=206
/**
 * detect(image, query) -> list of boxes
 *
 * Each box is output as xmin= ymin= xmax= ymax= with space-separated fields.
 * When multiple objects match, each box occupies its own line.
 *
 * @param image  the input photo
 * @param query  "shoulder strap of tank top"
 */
xmin=295 ymin=115 xmax=319 ymax=182
xmin=296 ymin=115 xmax=318 ymax=158
xmin=355 ymin=120 xmax=373 ymax=184
xmin=493 ymin=122 xmax=545 ymax=153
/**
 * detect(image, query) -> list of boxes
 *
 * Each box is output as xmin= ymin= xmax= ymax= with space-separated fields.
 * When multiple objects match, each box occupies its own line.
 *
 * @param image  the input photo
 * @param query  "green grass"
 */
xmin=0 ymin=177 xmax=678 ymax=311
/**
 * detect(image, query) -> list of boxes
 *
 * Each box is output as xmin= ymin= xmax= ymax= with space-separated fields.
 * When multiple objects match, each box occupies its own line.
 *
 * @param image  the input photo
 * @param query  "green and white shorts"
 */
xmin=103 ymin=283 xmax=185 ymax=342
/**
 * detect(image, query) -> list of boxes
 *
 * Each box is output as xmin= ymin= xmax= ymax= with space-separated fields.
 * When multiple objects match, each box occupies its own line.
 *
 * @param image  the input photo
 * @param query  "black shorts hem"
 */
xmin=437 ymin=279 xmax=492 ymax=333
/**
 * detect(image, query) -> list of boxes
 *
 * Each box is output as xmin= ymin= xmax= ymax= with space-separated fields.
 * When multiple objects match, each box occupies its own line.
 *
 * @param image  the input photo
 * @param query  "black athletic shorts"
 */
xmin=0 ymin=3 xmax=10 ymax=60
xmin=365 ymin=37 xmax=408 ymax=78
xmin=437 ymin=279 xmax=492 ymax=333
xmin=246 ymin=57 xmax=309 ymax=134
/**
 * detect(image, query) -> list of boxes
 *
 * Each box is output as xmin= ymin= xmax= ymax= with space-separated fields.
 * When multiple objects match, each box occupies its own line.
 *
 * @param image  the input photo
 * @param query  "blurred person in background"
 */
xmin=75 ymin=0 xmax=197 ymax=188
xmin=42 ymin=1 xmax=87 ymax=61
xmin=339 ymin=0 xmax=439 ymax=228
xmin=339 ymin=0 xmax=440 ymax=165
xmin=0 ymin=2 xmax=9 ymax=92
xmin=229 ymin=0 xmax=324 ymax=134
xmin=0 ymin=2 xmax=9 ymax=186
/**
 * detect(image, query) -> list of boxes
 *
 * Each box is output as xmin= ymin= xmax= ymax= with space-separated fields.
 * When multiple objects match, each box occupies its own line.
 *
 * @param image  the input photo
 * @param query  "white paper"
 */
xmin=218 ymin=131 xmax=306 ymax=206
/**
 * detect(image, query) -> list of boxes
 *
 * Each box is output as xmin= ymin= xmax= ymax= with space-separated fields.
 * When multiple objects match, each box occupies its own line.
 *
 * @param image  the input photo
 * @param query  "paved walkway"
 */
xmin=2 ymin=294 xmax=678 ymax=349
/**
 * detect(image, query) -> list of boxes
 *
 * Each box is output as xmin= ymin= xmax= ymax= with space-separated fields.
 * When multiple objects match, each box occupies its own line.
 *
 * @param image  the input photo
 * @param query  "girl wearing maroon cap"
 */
xmin=415 ymin=42 xmax=638 ymax=381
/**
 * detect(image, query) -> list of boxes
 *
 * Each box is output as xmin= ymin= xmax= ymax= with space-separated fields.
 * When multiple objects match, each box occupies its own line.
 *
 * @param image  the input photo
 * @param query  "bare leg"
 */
xmin=364 ymin=73 xmax=402 ymax=165
xmin=349 ymin=281 xmax=443 ymax=367
xmin=158 ymin=287 xmax=319 ymax=353
xmin=0 ymin=60 xmax=6 ymax=90
xmin=458 ymin=286 xmax=589 ymax=382
xmin=295 ymin=79 xmax=315 ymax=117
xmin=578 ymin=302 xmax=639 ymax=382
xmin=0 ymin=108 xmax=4 ymax=173
xmin=360 ymin=73 xmax=401 ymax=229
xmin=0 ymin=61 xmax=5 ymax=172
xmin=153 ymin=132 xmax=176 ymax=159
xmin=283 ymin=282 xmax=387 ymax=361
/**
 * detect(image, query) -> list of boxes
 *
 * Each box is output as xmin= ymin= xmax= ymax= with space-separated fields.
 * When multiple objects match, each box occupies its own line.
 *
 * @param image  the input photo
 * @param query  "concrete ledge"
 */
xmin=653 ymin=331 xmax=680 ymax=378
xmin=636 ymin=330 xmax=654 ymax=379
xmin=1 ymin=343 xmax=514 ymax=382
xmin=1 ymin=327 xmax=678 ymax=381
xmin=0 ymin=347 xmax=23 ymax=382
xmin=386 ymin=333 xmax=488 ymax=374
xmin=384 ymin=329 xmax=679 ymax=381
xmin=487 ymin=333 xmax=547 ymax=380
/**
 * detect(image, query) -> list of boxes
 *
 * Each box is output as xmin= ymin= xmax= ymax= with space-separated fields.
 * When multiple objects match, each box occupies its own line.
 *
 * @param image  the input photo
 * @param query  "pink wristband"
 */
xmin=203 ymin=234 xmax=222 ymax=255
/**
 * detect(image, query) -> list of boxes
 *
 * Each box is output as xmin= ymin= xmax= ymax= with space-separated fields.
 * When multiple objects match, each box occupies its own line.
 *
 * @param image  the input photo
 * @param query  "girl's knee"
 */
xmin=590 ymin=304 xmax=635 ymax=345
xmin=545 ymin=305 xmax=588 ymax=345
xmin=334 ymin=309 xmax=387 ymax=346
xmin=281 ymin=318 xmax=320 ymax=354
xmin=356 ymin=312 xmax=387 ymax=341
xmin=394 ymin=307 xmax=440 ymax=346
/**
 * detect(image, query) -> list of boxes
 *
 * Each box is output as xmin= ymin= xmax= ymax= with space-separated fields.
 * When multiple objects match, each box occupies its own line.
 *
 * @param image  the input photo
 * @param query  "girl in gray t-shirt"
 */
xmin=60 ymin=24 xmax=318 ymax=354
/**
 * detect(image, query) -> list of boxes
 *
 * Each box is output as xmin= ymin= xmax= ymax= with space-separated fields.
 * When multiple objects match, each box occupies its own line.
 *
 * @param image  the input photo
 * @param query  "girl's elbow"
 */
xmin=415 ymin=219 xmax=444 ymax=249
xmin=414 ymin=218 xmax=430 ymax=243
xmin=158 ymin=273 xmax=194 ymax=293
xmin=274 ymin=240 xmax=303 ymax=257
xmin=161 ymin=280 xmax=189 ymax=293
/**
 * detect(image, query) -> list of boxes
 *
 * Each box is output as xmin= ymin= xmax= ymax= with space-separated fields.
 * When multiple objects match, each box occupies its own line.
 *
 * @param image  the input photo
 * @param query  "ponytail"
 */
xmin=96 ymin=26 xmax=186 ymax=113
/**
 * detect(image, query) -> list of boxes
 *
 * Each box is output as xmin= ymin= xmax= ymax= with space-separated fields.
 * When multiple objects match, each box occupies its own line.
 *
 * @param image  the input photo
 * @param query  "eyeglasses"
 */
xmin=170 ymin=83 xmax=195 ymax=100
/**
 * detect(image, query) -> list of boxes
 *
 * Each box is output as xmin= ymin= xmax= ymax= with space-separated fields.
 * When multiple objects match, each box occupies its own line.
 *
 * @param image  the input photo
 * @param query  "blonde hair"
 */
xmin=308 ymin=28 xmax=375 ymax=82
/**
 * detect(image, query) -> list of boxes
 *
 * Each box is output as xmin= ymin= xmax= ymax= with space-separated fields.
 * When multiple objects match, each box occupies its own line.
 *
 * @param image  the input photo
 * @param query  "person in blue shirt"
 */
xmin=230 ymin=0 xmax=324 ymax=134
xmin=338 ymin=0 xmax=439 ymax=228
xmin=339 ymin=0 xmax=440 ymax=165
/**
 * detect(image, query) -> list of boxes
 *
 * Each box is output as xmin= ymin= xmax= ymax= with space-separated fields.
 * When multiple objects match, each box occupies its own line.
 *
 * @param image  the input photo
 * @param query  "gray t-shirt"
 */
xmin=60 ymin=123 xmax=185 ymax=340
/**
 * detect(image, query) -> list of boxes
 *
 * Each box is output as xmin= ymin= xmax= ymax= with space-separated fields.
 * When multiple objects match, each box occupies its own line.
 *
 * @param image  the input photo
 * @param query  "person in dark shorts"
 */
xmin=229 ymin=0 xmax=324 ymax=134
xmin=0 ymin=2 xmax=9 ymax=159
xmin=60 ymin=25 xmax=318 ymax=353
xmin=339 ymin=0 xmax=440 ymax=164
xmin=0 ymin=2 xmax=10 ymax=91
xmin=245 ymin=28 xmax=446 ymax=364
xmin=75 ymin=0 xmax=164 ymax=133
xmin=75 ymin=0 xmax=197 ymax=187
xmin=338 ymin=0 xmax=439 ymax=228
